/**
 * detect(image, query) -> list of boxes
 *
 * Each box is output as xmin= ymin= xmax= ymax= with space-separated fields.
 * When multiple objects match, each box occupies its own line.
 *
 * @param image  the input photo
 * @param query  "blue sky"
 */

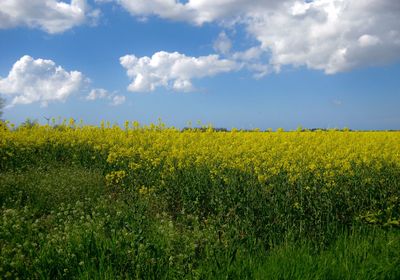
xmin=0 ymin=0 xmax=399 ymax=130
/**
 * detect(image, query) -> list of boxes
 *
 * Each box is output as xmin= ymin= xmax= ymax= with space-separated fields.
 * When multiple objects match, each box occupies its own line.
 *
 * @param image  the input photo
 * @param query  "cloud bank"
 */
xmin=113 ymin=0 xmax=400 ymax=74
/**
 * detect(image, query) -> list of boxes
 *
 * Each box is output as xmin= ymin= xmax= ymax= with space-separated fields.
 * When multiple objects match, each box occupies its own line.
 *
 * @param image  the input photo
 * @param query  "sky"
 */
xmin=0 ymin=0 xmax=399 ymax=130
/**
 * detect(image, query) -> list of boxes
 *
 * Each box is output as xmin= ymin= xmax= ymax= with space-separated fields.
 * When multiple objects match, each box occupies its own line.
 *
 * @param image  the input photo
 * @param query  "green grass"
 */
xmin=0 ymin=165 xmax=105 ymax=214
xmin=1 ymin=164 xmax=399 ymax=279
xmin=254 ymin=230 xmax=400 ymax=280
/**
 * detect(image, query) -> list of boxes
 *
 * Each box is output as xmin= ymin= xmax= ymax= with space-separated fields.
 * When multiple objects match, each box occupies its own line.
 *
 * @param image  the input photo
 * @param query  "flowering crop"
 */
xmin=1 ymin=121 xmax=400 ymax=278
xmin=1 ymin=122 xmax=399 ymax=233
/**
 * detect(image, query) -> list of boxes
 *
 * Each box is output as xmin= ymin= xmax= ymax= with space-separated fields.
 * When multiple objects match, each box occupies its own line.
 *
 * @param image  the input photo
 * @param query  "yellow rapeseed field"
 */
xmin=1 ymin=120 xmax=400 ymax=278
xmin=1 ymin=120 xmax=399 ymax=229
xmin=1 ymin=120 xmax=399 ymax=186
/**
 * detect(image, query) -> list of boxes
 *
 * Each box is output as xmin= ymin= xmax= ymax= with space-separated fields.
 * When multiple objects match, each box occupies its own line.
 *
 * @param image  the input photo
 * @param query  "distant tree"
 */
xmin=0 ymin=97 xmax=5 ymax=131
xmin=182 ymin=127 xmax=228 ymax=132
xmin=20 ymin=118 xmax=39 ymax=129
xmin=0 ymin=96 xmax=5 ymax=120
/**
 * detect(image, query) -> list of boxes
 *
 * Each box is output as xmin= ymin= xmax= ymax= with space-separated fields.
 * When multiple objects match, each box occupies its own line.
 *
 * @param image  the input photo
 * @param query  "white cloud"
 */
xmin=232 ymin=47 xmax=264 ymax=62
xmin=120 ymin=51 xmax=239 ymax=92
xmin=86 ymin=88 xmax=126 ymax=106
xmin=113 ymin=0 xmax=400 ymax=74
xmin=245 ymin=0 xmax=400 ymax=73
xmin=231 ymin=46 xmax=270 ymax=78
xmin=116 ymin=0 xmax=282 ymax=25
xmin=213 ymin=32 xmax=232 ymax=55
xmin=86 ymin=88 xmax=109 ymax=100
xmin=110 ymin=95 xmax=126 ymax=106
xmin=0 ymin=0 xmax=99 ymax=33
xmin=0 ymin=55 xmax=84 ymax=106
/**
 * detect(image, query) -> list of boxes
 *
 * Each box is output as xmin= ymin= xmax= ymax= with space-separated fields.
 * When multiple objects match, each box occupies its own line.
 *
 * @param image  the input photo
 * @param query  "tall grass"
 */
xmin=0 ymin=164 xmax=398 ymax=279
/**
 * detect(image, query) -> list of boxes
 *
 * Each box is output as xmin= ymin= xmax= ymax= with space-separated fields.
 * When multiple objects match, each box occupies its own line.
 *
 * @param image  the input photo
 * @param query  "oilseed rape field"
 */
xmin=1 ymin=120 xmax=400 ymax=279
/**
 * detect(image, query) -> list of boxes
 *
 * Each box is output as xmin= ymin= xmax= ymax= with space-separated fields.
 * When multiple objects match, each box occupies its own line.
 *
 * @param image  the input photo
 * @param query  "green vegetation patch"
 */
xmin=1 ymin=164 xmax=399 ymax=279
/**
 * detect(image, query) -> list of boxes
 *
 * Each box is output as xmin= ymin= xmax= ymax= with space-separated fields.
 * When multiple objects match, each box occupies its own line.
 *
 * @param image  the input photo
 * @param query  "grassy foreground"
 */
xmin=1 ymin=165 xmax=399 ymax=279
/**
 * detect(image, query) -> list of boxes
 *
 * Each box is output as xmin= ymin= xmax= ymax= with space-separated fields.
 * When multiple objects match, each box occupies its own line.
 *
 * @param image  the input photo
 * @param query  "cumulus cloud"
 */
xmin=0 ymin=0 xmax=99 ymax=33
xmin=86 ymin=88 xmax=126 ymax=106
xmin=0 ymin=55 xmax=84 ymax=106
xmin=120 ymin=51 xmax=239 ymax=92
xmin=246 ymin=0 xmax=400 ymax=73
xmin=112 ymin=0 xmax=400 ymax=74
